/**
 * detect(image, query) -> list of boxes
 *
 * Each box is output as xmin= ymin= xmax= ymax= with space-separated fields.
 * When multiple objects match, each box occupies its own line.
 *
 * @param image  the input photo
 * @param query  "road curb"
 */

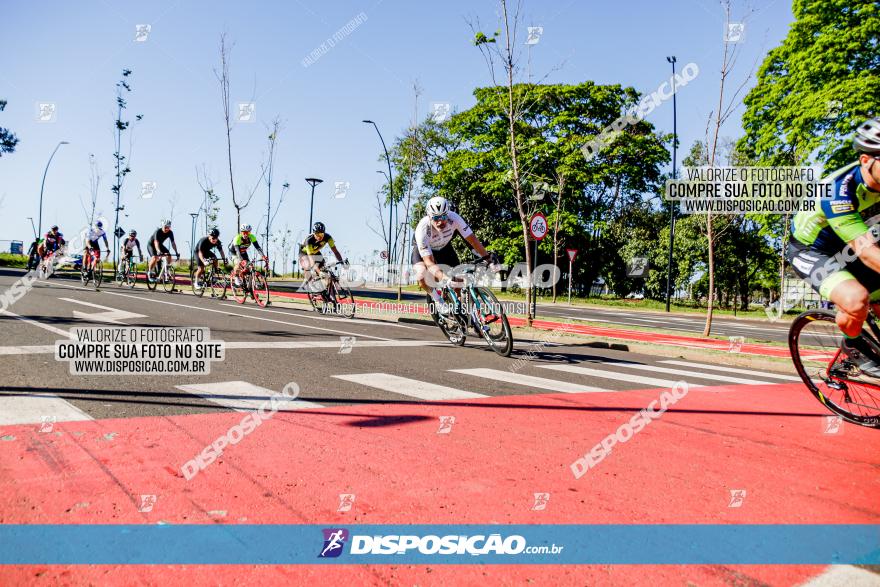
xmin=397 ymin=317 xmax=435 ymax=326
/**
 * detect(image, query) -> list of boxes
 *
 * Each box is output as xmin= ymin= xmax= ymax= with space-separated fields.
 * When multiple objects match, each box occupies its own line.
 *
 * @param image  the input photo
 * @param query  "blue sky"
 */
xmin=1 ymin=0 xmax=793 ymax=265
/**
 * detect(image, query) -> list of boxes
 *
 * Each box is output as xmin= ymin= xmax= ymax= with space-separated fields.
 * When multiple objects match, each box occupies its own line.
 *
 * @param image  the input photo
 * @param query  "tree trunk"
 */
xmin=703 ymin=212 xmax=715 ymax=336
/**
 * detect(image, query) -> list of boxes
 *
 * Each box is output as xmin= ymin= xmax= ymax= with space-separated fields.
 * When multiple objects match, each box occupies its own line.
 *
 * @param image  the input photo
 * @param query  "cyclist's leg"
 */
xmin=147 ymin=244 xmax=158 ymax=274
xmin=194 ymin=255 xmax=206 ymax=285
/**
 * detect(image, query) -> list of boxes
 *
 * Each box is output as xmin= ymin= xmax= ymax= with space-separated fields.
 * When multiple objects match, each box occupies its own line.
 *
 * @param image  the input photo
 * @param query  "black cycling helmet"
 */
xmin=313 ymin=222 xmax=325 ymax=233
xmin=853 ymin=118 xmax=880 ymax=155
xmin=128 ymin=230 xmax=137 ymax=237
xmin=51 ymin=225 xmax=58 ymax=231
xmin=209 ymin=228 xmax=220 ymax=238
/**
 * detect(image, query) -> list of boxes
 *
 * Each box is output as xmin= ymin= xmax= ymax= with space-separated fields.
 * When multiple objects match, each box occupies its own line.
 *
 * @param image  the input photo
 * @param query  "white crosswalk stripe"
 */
xmin=332 ymin=373 xmax=486 ymax=400
xmin=658 ymin=360 xmax=800 ymax=381
xmin=450 ymin=368 xmax=610 ymax=393
xmin=176 ymin=381 xmax=322 ymax=411
xmin=0 ymin=394 xmax=92 ymax=426
xmin=537 ymin=364 xmax=705 ymax=389
xmin=601 ymin=362 xmax=775 ymax=385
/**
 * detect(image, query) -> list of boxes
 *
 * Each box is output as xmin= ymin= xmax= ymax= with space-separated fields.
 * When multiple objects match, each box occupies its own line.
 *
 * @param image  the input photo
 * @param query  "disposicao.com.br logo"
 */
xmin=319 ymin=529 xmax=563 ymax=558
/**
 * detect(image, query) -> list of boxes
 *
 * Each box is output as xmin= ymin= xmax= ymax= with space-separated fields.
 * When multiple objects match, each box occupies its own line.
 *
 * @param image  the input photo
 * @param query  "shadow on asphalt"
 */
xmin=0 ymin=387 xmax=824 ymax=424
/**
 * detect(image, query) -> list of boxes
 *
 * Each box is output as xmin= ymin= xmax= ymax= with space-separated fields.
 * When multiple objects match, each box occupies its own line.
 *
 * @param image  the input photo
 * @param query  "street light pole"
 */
xmin=665 ymin=55 xmax=678 ymax=313
xmin=304 ymin=178 xmax=323 ymax=232
xmin=363 ymin=120 xmax=394 ymax=284
xmin=189 ymin=212 xmax=199 ymax=267
xmin=38 ymin=141 xmax=69 ymax=238
xmin=26 ymin=217 xmax=36 ymax=241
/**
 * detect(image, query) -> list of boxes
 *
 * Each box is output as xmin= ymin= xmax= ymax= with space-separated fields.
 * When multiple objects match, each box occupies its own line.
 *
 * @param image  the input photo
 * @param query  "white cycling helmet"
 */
xmin=426 ymin=196 xmax=450 ymax=218
xmin=240 ymin=223 xmax=252 ymax=232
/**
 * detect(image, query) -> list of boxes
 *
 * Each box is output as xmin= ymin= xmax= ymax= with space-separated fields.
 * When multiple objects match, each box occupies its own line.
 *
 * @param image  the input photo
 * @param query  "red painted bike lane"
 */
xmin=1 ymin=382 xmax=876 ymax=585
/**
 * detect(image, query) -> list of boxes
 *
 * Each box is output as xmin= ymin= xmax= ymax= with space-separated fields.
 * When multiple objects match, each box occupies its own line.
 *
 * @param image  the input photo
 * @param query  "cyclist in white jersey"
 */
xmin=411 ymin=196 xmax=496 ymax=310
xmin=84 ymin=221 xmax=109 ymax=273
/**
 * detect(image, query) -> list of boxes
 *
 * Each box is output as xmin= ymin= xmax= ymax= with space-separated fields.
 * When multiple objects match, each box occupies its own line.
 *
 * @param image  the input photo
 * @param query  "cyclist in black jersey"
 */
xmin=193 ymin=228 xmax=227 ymax=288
xmin=147 ymin=219 xmax=180 ymax=280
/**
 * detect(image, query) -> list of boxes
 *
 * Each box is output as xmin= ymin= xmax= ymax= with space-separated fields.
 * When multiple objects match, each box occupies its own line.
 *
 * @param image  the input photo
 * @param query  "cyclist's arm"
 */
xmin=462 ymin=233 xmax=489 ymax=259
xmin=169 ymin=235 xmax=179 ymax=256
xmin=101 ymin=233 xmax=109 ymax=252
xmin=251 ymin=236 xmax=266 ymax=257
xmin=216 ymin=241 xmax=227 ymax=263
xmin=329 ymin=245 xmax=343 ymax=263
xmin=135 ymin=240 xmax=143 ymax=260
xmin=850 ymin=232 xmax=880 ymax=274
xmin=826 ymin=202 xmax=880 ymax=272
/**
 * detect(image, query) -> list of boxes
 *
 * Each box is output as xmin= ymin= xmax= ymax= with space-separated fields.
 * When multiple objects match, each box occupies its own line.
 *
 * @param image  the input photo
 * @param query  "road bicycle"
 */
xmin=192 ymin=259 xmax=228 ymax=299
xmin=789 ymin=308 xmax=880 ymax=428
xmin=37 ymin=250 xmax=58 ymax=280
xmin=80 ymin=249 xmax=104 ymax=290
xmin=114 ymin=255 xmax=139 ymax=289
xmin=146 ymin=254 xmax=178 ymax=293
xmin=231 ymin=258 xmax=270 ymax=307
xmin=306 ymin=261 xmax=355 ymax=318
xmin=427 ymin=254 xmax=513 ymax=357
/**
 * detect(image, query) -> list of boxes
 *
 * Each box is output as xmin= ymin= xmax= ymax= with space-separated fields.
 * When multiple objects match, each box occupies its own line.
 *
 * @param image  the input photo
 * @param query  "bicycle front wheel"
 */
xmin=331 ymin=282 xmax=356 ymax=318
xmin=789 ymin=309 xmax=880 ymax=428
xmin=211 ymin=270 xmax=228 ymax=299
xmin=93 ymin=262 xmax=103 ymax=291
xmin=471 ymin=286 xmax=513 ymax=357
xmin=162 ymin=265 xmax=177 ymax=293
xmin=231 ymin=275 xmax=247 ymax=304
xmin=428 ymin=292 xmax=466 ymax=346
xmin=252 ymin=271 xmax=270 ymax=307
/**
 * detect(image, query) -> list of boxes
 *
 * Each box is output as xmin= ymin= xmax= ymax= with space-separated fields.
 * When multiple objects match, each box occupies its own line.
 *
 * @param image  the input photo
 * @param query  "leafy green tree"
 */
xmin=740 ymin=0 xmax=879 ymax=168
xmin=0 ymin=100 xmax=19 ymax=157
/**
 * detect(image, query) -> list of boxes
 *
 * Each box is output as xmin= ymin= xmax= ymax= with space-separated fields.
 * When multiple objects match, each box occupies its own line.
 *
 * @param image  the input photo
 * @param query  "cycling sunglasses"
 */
xmin=431 ymin=213 xmax=449 ymax=222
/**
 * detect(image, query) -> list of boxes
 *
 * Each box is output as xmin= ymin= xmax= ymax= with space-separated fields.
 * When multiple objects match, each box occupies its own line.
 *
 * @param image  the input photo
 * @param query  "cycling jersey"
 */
xmin=229 ymin=233 xmax=263 ymax=255
xmin=87 ymin=227 xmax=106 ymax=243
xmin=150 ymin=228 xmax=175 ymax=247
xmin=195 ymin=236 xmax=224 ymax=258
xmin=788 ymin=163 xmax=880 ymax=298
xmin=44 ymin=231 xmax=64 ymax=251
xmin=121 ymin=237 xmax=141 ymax=254
xmin=300 ymin=233 xmax=335 ymax=255
xmin=792 ymin=163 xmax=880 ymax=253
xmin=413 ymin=211 xmax=473 ymax=259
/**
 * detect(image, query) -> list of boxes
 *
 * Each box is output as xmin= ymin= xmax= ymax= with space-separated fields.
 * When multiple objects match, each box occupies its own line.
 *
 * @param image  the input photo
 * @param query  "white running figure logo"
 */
xmin=321 ymin=530 xmax=346 ymax=557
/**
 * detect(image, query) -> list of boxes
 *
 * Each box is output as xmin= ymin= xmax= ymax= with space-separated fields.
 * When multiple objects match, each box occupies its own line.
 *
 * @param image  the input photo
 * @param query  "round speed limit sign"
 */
xmin=529 ymin=212 xmax=548 ymax=241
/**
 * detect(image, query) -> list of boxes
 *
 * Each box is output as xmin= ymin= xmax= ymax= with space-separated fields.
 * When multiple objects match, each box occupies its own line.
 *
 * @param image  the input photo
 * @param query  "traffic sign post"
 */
xmin=566 ymin=248 xmax=578 ymax=305
xmin=529 ymin=213 xmax=548 ymax=320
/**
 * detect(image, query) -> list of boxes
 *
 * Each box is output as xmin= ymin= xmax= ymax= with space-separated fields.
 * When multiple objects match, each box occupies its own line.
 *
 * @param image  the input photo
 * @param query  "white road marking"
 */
xmin=92 ymin=288 xmax=392 ymax=341
xmin=218 ymin=302 xmax=419 ymax=329
xmin=802 ymin=565 xmax=880 ymax=586
xmin=175 ymin=381 xmax=322 ymax=411
xmin=538 ymin=364 xmax=704 ymax=389
xmin=0 ymin=394 xmax=92 ymax=426
xmin=659 ymin=360 xmax=801 ymax=381
xmin=603 ymin=362 xmax=774 ymax=385
xmin=0 ymin=345 xmax=55 ymax=355
xmin=451 ymin=368 xmax=609 ymax=393
xmin=332 ymin=373 xmax=487 ymax=400
xmin=0 ymin=309 xmax=71 ymax=337
xmin=58 ymin=297 xmax=147 ymax=324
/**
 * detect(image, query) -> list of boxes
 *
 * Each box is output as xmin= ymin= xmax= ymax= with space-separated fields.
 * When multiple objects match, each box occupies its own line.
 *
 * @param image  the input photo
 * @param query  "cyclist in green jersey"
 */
xmin=787 ymin=118 xmax=880 ymax=375
xmin=228 ymin=224 xmax=267 ymax=285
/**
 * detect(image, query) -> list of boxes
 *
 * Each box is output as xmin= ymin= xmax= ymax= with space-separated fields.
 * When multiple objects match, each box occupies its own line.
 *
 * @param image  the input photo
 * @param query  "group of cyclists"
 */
xmin=29 ymin=217 xmax=361 ymax=297
xmin=28 ymin=193 xmax=498 ymax=314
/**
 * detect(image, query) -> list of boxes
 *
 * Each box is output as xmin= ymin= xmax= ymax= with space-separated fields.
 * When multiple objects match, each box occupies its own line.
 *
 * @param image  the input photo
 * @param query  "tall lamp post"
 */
xmin=363 ymin=120 xmax=394 ymax=283
xmin=305 ymin=178 xmax=323 ymax=231
xmin=665 ymin=55 xmax=678 ymax=313
xmin=38 ymin=141 xmax=70 ymax=237
xmin=189 ymin=212 xmax=199 ymax=267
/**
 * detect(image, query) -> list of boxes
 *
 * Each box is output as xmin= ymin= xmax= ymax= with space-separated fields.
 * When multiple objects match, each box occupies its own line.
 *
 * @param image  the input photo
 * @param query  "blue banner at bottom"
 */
xmin=0 ymin=525 xmax=877 ymax=565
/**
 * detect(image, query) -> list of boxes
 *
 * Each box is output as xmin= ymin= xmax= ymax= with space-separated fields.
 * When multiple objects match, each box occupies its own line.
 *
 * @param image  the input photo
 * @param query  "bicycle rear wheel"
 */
xmin=471 ymin=286 xmax=513 ymax=357
xmin=252 ymin=271 xmax=270 ymax=307
xmin=789 ymin=309 xmax=880 ymax=428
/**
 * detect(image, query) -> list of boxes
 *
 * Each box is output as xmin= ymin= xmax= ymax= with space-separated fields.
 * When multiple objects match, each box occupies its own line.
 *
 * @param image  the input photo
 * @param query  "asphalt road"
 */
xmin=0 ymin=270 xmax=799 ymax=422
